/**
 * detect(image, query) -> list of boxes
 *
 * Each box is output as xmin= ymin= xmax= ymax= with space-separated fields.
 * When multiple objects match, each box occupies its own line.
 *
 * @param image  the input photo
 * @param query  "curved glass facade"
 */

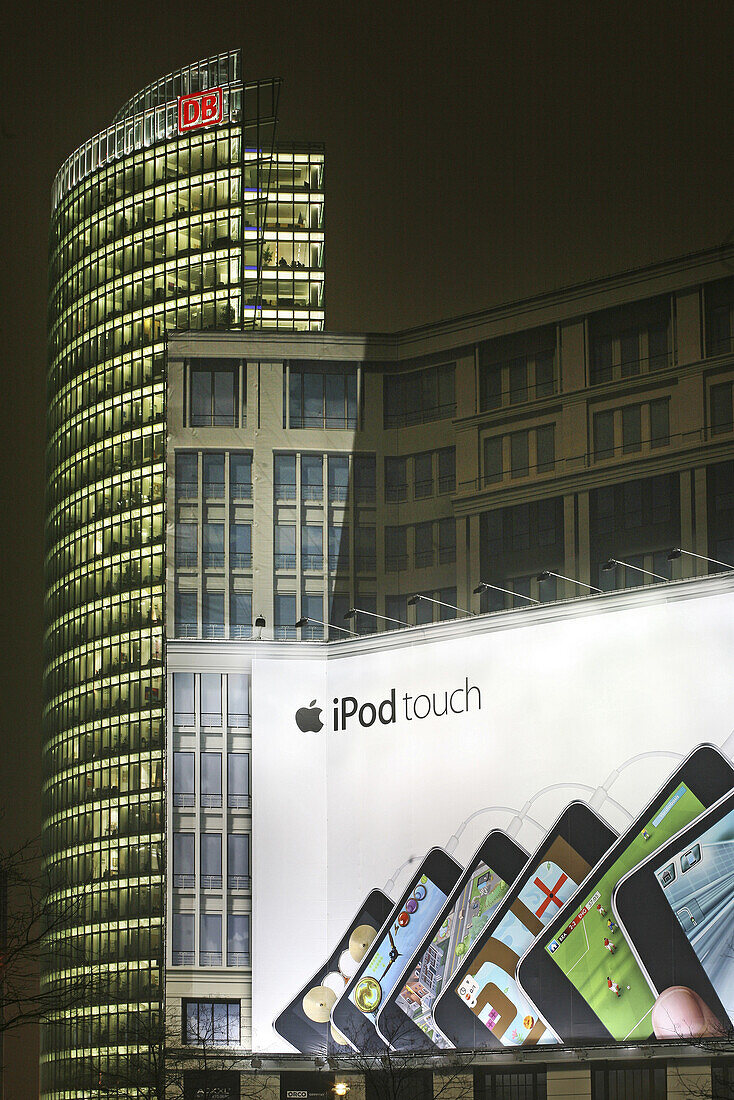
xmin=44 ymin=52 xmax=323 ymax=1096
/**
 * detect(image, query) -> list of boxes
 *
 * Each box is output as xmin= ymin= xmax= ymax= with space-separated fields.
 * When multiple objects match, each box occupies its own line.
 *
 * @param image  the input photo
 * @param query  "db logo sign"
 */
xmin=178 ymin=88 xmax=224 ymax=133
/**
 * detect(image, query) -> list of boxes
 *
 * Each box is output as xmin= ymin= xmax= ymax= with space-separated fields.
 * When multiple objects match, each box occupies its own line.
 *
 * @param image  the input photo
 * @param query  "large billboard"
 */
xmin=251 ymin=578 xmax=734 ymax=1053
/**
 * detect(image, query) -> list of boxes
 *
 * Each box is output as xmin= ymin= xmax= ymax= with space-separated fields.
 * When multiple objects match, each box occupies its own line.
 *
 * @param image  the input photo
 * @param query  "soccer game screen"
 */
xmin=395 ymin=862 xmax=509 ymax=1046
xmin=455 ymin=835 xmax=591 ymax=1046
xmin=350 ymin=875 xmax=449 ymax=1022
xmin=655 ymin=802 xmax=734 ymax=1024
xmin=545 ymin=783 xmax=705 ymax=1040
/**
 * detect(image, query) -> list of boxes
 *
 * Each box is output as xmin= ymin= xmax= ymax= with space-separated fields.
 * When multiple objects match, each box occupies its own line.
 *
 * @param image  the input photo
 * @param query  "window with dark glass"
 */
xmin=230 ymin=523 xmax=251 ymax=568
xmin=484 ymin=437 xmax=503 ymax=484
xmin=302 ymin=593 xmax=323 ymax=637
xmin=176 ymin=522 xmax=197 ymax=568
xmin=202 ymin=592 xmax=224 ymax=639
xmin=227 ymin=753 xmax=250 ymax=808
xmin=199 ymin=913 xmax=222 ymax=965
xmin=203 ymin=522 xmax=224 ymax=568
xmin=201 ymin=753 xmax=222 ymax=808
xmin=711 ymin=382 xmax=733 ymax=434
xmin=190 ymin=363 xmax=238 ymax=426
xmin=230 ymin=592 xmax=252 ymax=639
xmin=535 ymin=351 xmax=555 ymax=397
xmin=383 ymin=363 xmax=455 ymax=427
xmin=385 ymin=595 xmax=408 ymax=630
xmin=329 ymin=525 xmax=349 ymax=571
xmin=623 ymin=481 xmax=643 ymax=528
xmin=201 ymin=833 xmax=222 ymax=888
xmin=184 ymin=999 xmax=240 ymax=1045
xmin=385 ymin=457 xmax=408 ymax=502
xmin=228 ymin=834 xmax=250 ymax=891
xmin=275 ymin=594 xmax=296 ymax=639
xmin=509 ymin=504 xmax=530 ymax=550
xmin=301 ymin=454 xmax=323 ymax=500
xmin=289 ymin=363 xmax=357 ymax=428
xmin=414 ymin=452 xmax=433 ymax=498
xmin=173 ymin=672 xmax=195 ymax=725
xmin=508 ymin=357 xmax=528 ymax=403
xmin=202 ymin=453 xmax=225 ymax=498
xmin=328 ymin=455 xmax=349 ymax=501
xmin=648 ymin=322 xmax=669 ymax=370
xmin=620 ymin=331 xmax=640 ymax=377
xmin=229 ymin=453 xmax=252 ymax=499
xmin=228 ymin=914 xmax=250 ymax=965
xmin=175 ymin=589 xmax=197 ymax=638
xmin=227 ymin=674 xmax=249 ymax=727
xmin=475 ymin=1066 xmax=547 ymax=1100
xmin=274 ymin=453 xmax=296 ymax=500
xmin=650 ymin=399 xmax=670 ymax=447
xmin=592 ymin=335 xmax=613 ymax=384
xmin=438 ymin=447 xmax=456 ymax=492
xmin=591 ymin=1063 xmax=666 ymax=1100
xmin=712 ymin=1059 xmax=734 ymax=1099
xmin=537 ymin=498 xmax=560 ymax=547
xmin=385 ymin=526 xmax=407 ymax=571
xmin=536 ymin=425 xmax=555 ymax=472
xmin=355 ymin=526 xmax=376 ymax=570
xmin=301 ymin=525 xmax=323 ymax=570
xmin=510 ymin=431 xmax=529 ymax=477
xmin=479 ymin=361 xmax=502 ymax=411
xmin=329 ymin=594 xmax=351 ymax=639
xmin=172 ymin=913 xmax=194 ymax=966
xmin=438 ymin=518 xmax=456 ymax=564
xmin=367 ymin=1070 xmax=432 ymax=1100
xmin=173 ymin=832 xmax=194 ymax=888
xmin=173 ymin=752 xmax=194 ymax=807
xmin=414 ymin=522 xmax=433 ymax=568
xmin=176 ymin=452 xmax=198 ymax=500
xmin=594 ymin=410 xmax=615 ymax=459
xmin=622 ymin=404 xmax=642 ymax=453
xmin=438 ymin=587 xmax=458 ymax=620
xmin=201 ymin=674 xmax=222 ymax=726
xmin=274 ymin=524 xmax=296 ymax=569
xmin=354 ymin=454 xmax=376 ymax=500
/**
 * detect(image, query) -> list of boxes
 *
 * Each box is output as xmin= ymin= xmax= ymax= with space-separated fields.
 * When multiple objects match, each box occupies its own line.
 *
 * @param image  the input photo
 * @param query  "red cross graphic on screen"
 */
xmin=534 ymin=872 xmax=568 ymax=918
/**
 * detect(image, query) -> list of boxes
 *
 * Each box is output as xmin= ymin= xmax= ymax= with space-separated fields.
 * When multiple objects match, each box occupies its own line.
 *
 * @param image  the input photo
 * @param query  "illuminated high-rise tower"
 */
xmin=43 ymin=51 xmax=324 ymax=1096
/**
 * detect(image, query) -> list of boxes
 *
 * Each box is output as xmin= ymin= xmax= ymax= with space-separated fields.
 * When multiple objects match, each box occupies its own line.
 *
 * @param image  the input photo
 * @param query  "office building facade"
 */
xmin=44 ymin=52 xmax=324 ymax=1096
xmin=163 ymin=246 xmax=734 ymax=1092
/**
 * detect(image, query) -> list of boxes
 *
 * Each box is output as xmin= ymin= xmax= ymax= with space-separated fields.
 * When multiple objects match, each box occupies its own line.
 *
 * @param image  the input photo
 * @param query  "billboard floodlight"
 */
xmin=473 ymin=581 xmax=539 ymax=605
xmin=295 ymin=616 xmax=358 ymax=637
xmin=344 ymin=607 xmax=409 ymax=627
xmin=602 ymin=557 xmax=668 ymax=582
xmin=667 ymin=547 xmax=734 ymax=570
xmin=407 ymin=593 xmax=473 ymax=617
xmin=536 ymin=569 xmax=602 ymax=594
xmin=253 ymin=615 xmax=266 ymax=640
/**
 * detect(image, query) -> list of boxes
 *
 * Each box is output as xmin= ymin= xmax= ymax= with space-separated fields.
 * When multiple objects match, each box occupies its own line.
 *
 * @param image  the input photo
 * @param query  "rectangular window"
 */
xmin=202 ymin=593 xmax=224 ymax=639
xmin=594 ymin=410 xmax=615 ymax=459
xmin=227 ymin=525 xmax=250 ymax=573
xmin=228 ymin=914 xmax=250 ymax=966
xmin=227 ymin=834 xmax=250 ymax=890
xmin=477 ymin=1067 xmax=547 ymax=1100
xmin=173 ymin=672 xmax=195 ymax=726
xmin=173 ymin=832 xmax=194 ymax=888
xmin=301 ymin=454 xmax=323 ymax=500
xmin=274 ymin=525 xmax=296 ymax=569
xmin=355 ymin=526 xmax=376 ymax=571
xmin=620 ymin=331 xmax=640 ymax=377
xmin=438 ymin=518 xmax=456 ymax=564
xmin=184 ymin=1000 xmax=240 ymax=1046
xmin=414 ymin=452 xmax=433 ymax=498
xmin=354 ymin=454 xmax=376 ymax=501
xmin=483 ymin=437 xmax=503 ymax=484
xmin=385 ymin=457 xmax=408 ymax=502
xmin=328 ymin=455 xmax=349 ymax=502
xmin=438 ymin=587 xmax=458 ymax=620
xmin=302 ymin=592 xmax=324 ymax=638
xmin=479 ymin=362 xmax=502 ymax=411
xmin=227 ymin=753 xmax=250 ymax=808
xmin=650 ymin=398 xmax=670 ymax=447
xmin=176 ymin=452 xmax=198 ymax=500
xmin=509 ymin=504 xmax=530 ymax=551
xmin=201 ymin=753 xmax=222 ymax=808
xmin=172 ymin=913 xmax=195 ymax=966
xmin=623 ymin=481 xmax=643 ymax=528
xmin=414 ymin=522 xmax=433 ymax=568
xmin=385 ymin=595 xmax=408 ymax=630
xmin=230 ymin=592 xmax=252 ymax=639
xmin=275 ymin=594 xmax=296 ymax=640
xmin=227 ymin=674 xmax=249 ymax=727
xmin=173 ymin=751 xmax=194 ymax=807
xmin=508 ymin=357 xmax=528 ymax=404
xmin=383 ymin=363 xmax=455 ymax=426
xmin=328 ymin=525 xmax=349 ymax=572
xmin=385 ymin=526 xmax=407 ymax=572
xmin=535 ymin=351 xmax=555 ymax=398
xmin=301 ymin=525 xmax=323 ymax=570
xmin=176 ymin=522 xmax=197 ymax=569
xmin=711 ymin=382 xmax=733 ymax=434
xmin=200 ymin=673 xmax=222 ymax=727
xmin=229 ymin=453 xmax=252 ymax=499
xmin=414 ymin=592 xmax=433 ymax=625
xmin=438 ymin=447 xmax=456 ymax=492
xmin=203 ymin=522 xmax=224 ymax=568
xmin=201 ymin=833 xmax=222 ymax=888
xmin=289 ymin=364 xmax=357 ymax=429
xmin=274 ymin=453 xmax=296 ymax=500
xmin=648 ymin=322 xmax=669 ymax=371
xmin=591 ymin=1064 xmax=666 ymax=1100
xmin=537 ymin=498 xmax=560 ymax=547
xmin=175 ymin=589 xmax=197 ymax=639
xmin=591 ymin=335 xmax=613 ymax=384
xmin=202 ymin=453 xmax=225 ymax=498
xmin=622 ymin=404 xmax=642 ymax=453
xmin=199 ymin=913 xmax=222 ymax=966
xmin=536 ymin=425 xmax=555 ymax=472
xmin=190 ymin=364 xmax=238 ymax=427
xmin=510 ymin=431 xmax=529 ymax=477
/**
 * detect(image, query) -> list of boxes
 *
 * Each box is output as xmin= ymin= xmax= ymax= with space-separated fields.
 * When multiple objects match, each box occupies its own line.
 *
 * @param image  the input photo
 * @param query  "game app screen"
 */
xmin=654 ymin=802 xmax=734 ymax=1024
xmin=395 ymin=862 xmax=510 ymax=1047
xmin=350 ymin=875 xmax=449 ymax=1023
xmin=544 ymin=783 xmax=705 ymax=1040
xmin=454 ymin=835 xmax=592 ymax=1046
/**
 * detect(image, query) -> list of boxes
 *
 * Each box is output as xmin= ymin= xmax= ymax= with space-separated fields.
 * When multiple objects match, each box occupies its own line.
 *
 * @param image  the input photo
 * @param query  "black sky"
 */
xmin=1 ymin=1 xmax=732 ymax=1091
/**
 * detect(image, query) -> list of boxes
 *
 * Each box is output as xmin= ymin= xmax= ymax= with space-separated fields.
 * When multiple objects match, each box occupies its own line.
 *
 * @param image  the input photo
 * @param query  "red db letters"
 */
xmin=178 ymin=88 xmax=224 ymax=133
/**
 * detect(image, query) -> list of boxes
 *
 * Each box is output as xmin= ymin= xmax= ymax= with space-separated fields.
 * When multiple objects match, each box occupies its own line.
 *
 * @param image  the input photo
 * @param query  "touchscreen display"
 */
xmin=350 ymin=875 xmax=449 ymax=1022
xmin=396 ymin=861 xmax=510 ymax=1047
xmin=454 ymin=835 xmax=592 ymax=1046
xmin=654 ymin=802 xmax=734 ymax=1024
xmin=544 ymin=783 xmax=705 ymax=1040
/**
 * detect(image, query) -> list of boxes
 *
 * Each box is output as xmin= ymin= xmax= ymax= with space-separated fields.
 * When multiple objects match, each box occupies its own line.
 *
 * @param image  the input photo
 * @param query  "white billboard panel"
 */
xmin=251 ymin=580 xmax=734 ymax=1051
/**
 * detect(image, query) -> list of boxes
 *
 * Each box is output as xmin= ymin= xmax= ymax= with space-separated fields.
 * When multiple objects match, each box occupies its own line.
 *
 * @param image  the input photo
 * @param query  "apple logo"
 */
xmin=295 ymin=699 xmax=323 ymax=733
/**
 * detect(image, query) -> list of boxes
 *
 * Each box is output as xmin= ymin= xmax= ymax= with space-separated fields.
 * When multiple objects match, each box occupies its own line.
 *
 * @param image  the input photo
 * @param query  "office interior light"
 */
xmin=473 ymin=581 xmax=539 ymax=605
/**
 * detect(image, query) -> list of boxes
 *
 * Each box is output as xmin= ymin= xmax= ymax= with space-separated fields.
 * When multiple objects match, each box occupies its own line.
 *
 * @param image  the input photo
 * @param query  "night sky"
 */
xmin=1 ymin=1 xmax=732 ymax=1092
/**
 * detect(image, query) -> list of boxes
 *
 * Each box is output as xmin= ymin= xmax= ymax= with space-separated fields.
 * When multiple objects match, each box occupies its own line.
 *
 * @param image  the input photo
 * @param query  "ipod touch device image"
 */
xmin=330 ymin=848 xmax=462 ymax=1053
xmin=432 ymin=801 xmax=616 ymax=1050
xmin=376 ymin=830 xmax=528 ymax=1051
xmin=516 ymin=744 xmax=734 ymax=1044
xmin=613 ymin=784 xmax=734 ymax=1036
xmin=273 ymin=888 xmax=394 ymax=1054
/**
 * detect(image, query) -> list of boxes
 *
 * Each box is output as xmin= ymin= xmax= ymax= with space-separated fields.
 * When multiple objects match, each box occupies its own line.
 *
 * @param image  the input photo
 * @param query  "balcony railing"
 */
xmin=355 ymin=554 xmax=376 ymax=572
xmin=231 ymin=552 xmax=252 ymax=569
xmin=230 ymin=625 xmax=252 ymax=639
xmin=328 ymin=485 xmax=349 ymax=502
xmin=275 ymin=625 xmax=297 ymax=640
xmin=228 ymin=875 xmax=251 ymax=890
xmin=274 ymin=553 xmax=296 ymax=570
xmin=385 ymin=485 xmax=407 ymax=503
xmin=173 ymin=793 xmax=195 ymax=808
xmin=439 ymin=546 xmax=457 ymax=564
xmin=174 ymin=711 xmax=195 ymax=726
xmin=204 ymin=552 xmax=225 ymax=569
xmin=202 ymin=624 xmax=225 ymax=639
xmin=176 ymin=624 xmax=198 ymax=639
xmin=415 ymin=550 xmax=434 ymax=568
xmin=172 ymin=951 xmax=195 ymax=966
xmin=414 ymin=479 xmax=433 ymax=499
xmin=228 ymin=794 xmax=251 ymax=809
xmin=230 ymin=485 xmax=252 ymax=501
xmin=201 ymin=794 xmax=222 ymax=808
xmin=438 ymin=475 xmax=455 ymax=493
xmin=385 ymin=554 xmax=408 ymax=572
xmin=199 ymin=951 xmax=222 ymax=966
xmin=173 ymin=874 xmax=195 ymax=889
xmin=203 ymin=482 xmax=225 ymax=499
xmin=275 ymin=482 xmax=297 ymax=500
xmin=302 ymin=485 xmax=323 ymax=501
xmin=175 ymin=552 xmax=198 ymax=568
xmin=176 ymin=481 xmax=198 ymax=499
xmin=228 ymin=712 xmax=250 ymax=728
xmin=227 ymin=952 xmax=250 ymax=966
xmin=301 ymin=553 xmax=323 ymax=571
xmin=201 ymin=875 xmax=223 ymax=890
xmin=356 ymin=486 xmax=376 ymax=502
